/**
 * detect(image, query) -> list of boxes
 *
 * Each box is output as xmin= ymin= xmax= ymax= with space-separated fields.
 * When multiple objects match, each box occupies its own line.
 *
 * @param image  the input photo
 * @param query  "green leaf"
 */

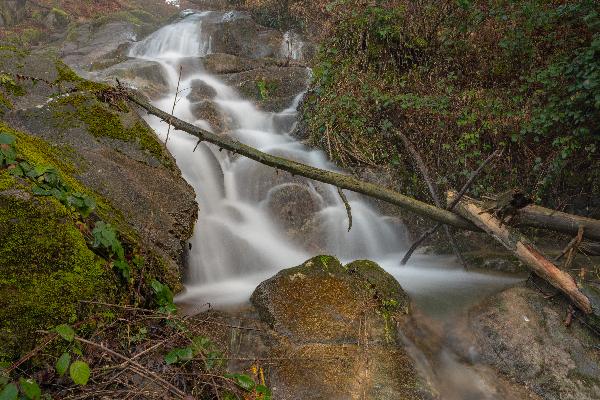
xmin=164 ymin=347 xmax=193 ymax=365
xmin=256 ymin=384 xmax=272 ymax=400
xmin=225 ymin=373 xmax=255 ymax=391
xmin=69 ymin=361 xmax=90 ymax=385
xmin=55 ymin=352 xmax=71 ymax=377
xmin=54 ymin=324 xmax=75 ymax=342
xmin=0 ymin=383 xmax=18 ymax=400
xmin=0 ymin=134 xmax=15 ymax=145
xmin=18 ymin=378 xmax=40 ymax=400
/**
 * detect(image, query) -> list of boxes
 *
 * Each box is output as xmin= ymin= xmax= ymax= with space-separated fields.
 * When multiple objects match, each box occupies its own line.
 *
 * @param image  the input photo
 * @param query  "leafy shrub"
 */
xmin=302 ymin=0 xmax=600 ymax=213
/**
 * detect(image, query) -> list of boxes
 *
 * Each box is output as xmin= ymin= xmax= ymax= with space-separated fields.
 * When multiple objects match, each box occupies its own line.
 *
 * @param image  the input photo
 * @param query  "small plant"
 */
xmin=2 ymin=132 xmax=97 ymax=217
xmin=92 ymin=221 xmax=131 ymax=281
xmin=151 ymin=279 xmax=176 ymax=314
xmin=53 ymin=324 xmax=91 ymax=386
xmin=225 ymin=373 xmax=272 ymax=400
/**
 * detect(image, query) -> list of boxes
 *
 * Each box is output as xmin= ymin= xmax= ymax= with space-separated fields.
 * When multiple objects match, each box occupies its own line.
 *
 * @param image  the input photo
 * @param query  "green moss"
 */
xmin=0 ymin=194 xmax=117 ymax=360
xmin=50 ymin=63 xmax=173 ymax=169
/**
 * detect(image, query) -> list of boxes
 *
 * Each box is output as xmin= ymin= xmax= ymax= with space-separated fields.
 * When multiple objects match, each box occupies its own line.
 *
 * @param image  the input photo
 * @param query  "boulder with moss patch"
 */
xmin=0 ymin=50 xmax=197 ymax=359
xmin=250 ymin=256 xmax=432 ymax=399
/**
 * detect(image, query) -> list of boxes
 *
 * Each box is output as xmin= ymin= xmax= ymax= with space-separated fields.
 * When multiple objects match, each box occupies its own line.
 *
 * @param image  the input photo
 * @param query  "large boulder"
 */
xmin=464 ymin=283 xmax=600 ymax=400
xmin=197 ymin=11 xmax=284 ymax=60
xmin=220 ymin=66 xmax=310 ymax=112
xmin=250 ymin=256 xmax=433 ymax=399
xmin=0 ymin=50 xmax=197 ymax=358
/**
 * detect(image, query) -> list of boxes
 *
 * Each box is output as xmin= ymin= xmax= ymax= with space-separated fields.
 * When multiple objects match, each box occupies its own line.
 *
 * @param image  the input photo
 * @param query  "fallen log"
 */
xmin=448 ymin=190 xmax=592 ymax=314
xmin=515 ymin=205 xmax=600 ymax=242
xmin=125 ymin=92 xmax=600 ymax=241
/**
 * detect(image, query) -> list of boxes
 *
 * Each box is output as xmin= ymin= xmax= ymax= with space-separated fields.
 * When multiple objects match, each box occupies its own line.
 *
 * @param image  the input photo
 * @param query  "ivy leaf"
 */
xmin=69 ymin=361 xmax=90 ymax=385
xmin=18 ymin=378 xmax=41 ymax=400
xmin=0 ymin=383 xmax=18 ymax=400
xmin=55 ymin=324 xmax=75 ymax=342
xmin=55 ymin=352 xmax=71 ymax=377
xmin=225 ymin=373 xmax=255 ymax=391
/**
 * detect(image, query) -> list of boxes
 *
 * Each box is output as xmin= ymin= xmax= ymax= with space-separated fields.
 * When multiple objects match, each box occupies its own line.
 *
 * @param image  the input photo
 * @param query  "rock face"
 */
xmin=220 ymin=66 xmax=310 ymax=112
xmin=94 ymin=59 xmax=170 ymax=99
xmin=250 ymin=256 xmax=432 ymax=400
xmin=0 ymin=0 xmax=26 ymax=27
xmin=466 ymin=283 xmax=600 ymax=400
xmin=0 ymin=49 xmax=197 ymax=358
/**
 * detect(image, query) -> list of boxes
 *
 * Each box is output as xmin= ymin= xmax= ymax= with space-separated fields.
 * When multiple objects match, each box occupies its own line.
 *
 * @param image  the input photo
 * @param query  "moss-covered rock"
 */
xmin=250 ymin=256 xmax=432 ymax=399
xmin=0 ymin=49 xmax=197 ymax=359
xmin=0 ymin=190 xmax=116 ymax=359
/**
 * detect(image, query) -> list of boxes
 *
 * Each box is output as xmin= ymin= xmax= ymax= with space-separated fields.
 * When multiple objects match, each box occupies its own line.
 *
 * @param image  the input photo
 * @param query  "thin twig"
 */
xmin=73 ymin=336 xmax=188 ymax=399
xmin=401 ymin=149 xmax=503 ymax=265
xmin=337 ymin=187 xmax=353 ymax=232
xmin=166 ymin=66 xmax=183 ymax=145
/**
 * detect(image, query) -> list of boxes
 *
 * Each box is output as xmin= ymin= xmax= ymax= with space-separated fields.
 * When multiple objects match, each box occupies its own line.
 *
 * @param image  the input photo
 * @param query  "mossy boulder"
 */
xmin=0 ymin=188 xmax=117 ymax=359
xmin=250 ymin=256 xmax=431 ymax=399
xmin=0 ymin=51 xmax=197 ymax=359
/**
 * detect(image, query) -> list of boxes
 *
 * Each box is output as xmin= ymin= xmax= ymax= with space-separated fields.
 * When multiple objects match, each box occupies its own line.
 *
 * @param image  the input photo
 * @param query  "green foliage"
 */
xmin=0 ymin=384 xmax=18 ymax=400
xmin=55 ymin=352 xmax=71 ymax=377
xmin=151 ymin=279 xmax=176 ymax=314
xmin=55 ymin=324 xmax=75 ymax=342
xmin=18 ymin=378 xmax=41 ymax=400
xmin=304 ymin=0 xmax=600 ymax=212
xmin=92 ymin=222 xmax=131 ymax=281
xmin=164 ymin=347 xmax=193 ymax=365
xmin=225 ymin=373 xmax=272 ymax=399
xmin=69 ymin=361 xmax=90 ymax=386
xmin=2 ymin=133 xmax=97 ymax=218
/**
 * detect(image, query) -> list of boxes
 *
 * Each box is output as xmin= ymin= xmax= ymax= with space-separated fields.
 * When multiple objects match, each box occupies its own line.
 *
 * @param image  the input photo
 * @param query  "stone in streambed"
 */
xmin=250 ymin=256 xmax=432 ymax=399
xmin=465 ymin=282 xmax=600 ymax=400
xmin=187 ymin=79 xmax=218 ymax=102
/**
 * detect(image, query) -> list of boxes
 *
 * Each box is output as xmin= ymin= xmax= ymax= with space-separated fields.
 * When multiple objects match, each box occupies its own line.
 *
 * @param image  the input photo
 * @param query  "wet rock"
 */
xmin=61 ymin=21 xmax=137 ymax=72
xmin=44 ymin=8 xmax=70 ymax=31
xmin=465 ymin=283 xmax=600 ymax=400
xmin=189 ymin=101 xmax=224 ymax=132
xmin=220 ymin=66 xmax=309 ymax=112
xmin=93 ymin=59 xmax=169 ymax=99
xmin=250 ymin=256 xmax=433 ymax=399
xmin=187 ymin=79 xmax=217 ymax=102
xmin=264 ymin=183 xmax=323 ymax=249
xmin=202 ymin=53 xmax=259 ymax=74
xmin=198 ymin=11 xmax=284 ymax=59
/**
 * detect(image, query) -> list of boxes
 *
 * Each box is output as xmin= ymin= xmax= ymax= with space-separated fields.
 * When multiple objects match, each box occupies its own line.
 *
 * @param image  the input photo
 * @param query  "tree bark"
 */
xmin=448 ymin=190 xmax=592 ymax=314
xmin=126 ymin=93 xmax=600 ymax=241
xmin=515 ymin=205 xmax=600 ymax=242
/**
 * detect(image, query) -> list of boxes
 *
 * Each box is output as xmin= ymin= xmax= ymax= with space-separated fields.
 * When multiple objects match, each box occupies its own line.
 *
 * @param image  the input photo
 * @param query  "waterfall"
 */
xmin=127 ymin=11 xmax=520 ymax=307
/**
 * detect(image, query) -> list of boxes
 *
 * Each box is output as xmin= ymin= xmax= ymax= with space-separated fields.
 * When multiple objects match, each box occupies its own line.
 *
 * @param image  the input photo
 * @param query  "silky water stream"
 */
xmin=127 ymin=11 xmax=526 ymax=399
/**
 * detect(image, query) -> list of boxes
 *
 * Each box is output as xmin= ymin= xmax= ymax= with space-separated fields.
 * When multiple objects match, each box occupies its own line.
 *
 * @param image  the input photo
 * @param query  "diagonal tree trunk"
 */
xmin=447 ymin=190 xmax=592 ymax=314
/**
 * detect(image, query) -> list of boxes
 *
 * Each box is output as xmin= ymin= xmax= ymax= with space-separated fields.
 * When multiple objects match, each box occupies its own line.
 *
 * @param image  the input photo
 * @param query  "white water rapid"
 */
xmin=128 ymin=11 xmax=521 ymax=315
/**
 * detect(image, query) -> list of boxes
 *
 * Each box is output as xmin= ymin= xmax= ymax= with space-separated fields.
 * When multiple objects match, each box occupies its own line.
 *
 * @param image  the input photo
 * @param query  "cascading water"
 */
xmin=128 ymin=10 xmax=520 ymax=311
xmin=123 ymin=10 xmax=530 ymax=399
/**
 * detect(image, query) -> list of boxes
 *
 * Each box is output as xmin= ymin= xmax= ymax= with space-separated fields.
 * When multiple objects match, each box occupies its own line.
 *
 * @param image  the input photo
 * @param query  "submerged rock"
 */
xmin=465 ymin=283 xmax=600 ymax=400
xmin=250 ymin=256 xmax=433 ymax=399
